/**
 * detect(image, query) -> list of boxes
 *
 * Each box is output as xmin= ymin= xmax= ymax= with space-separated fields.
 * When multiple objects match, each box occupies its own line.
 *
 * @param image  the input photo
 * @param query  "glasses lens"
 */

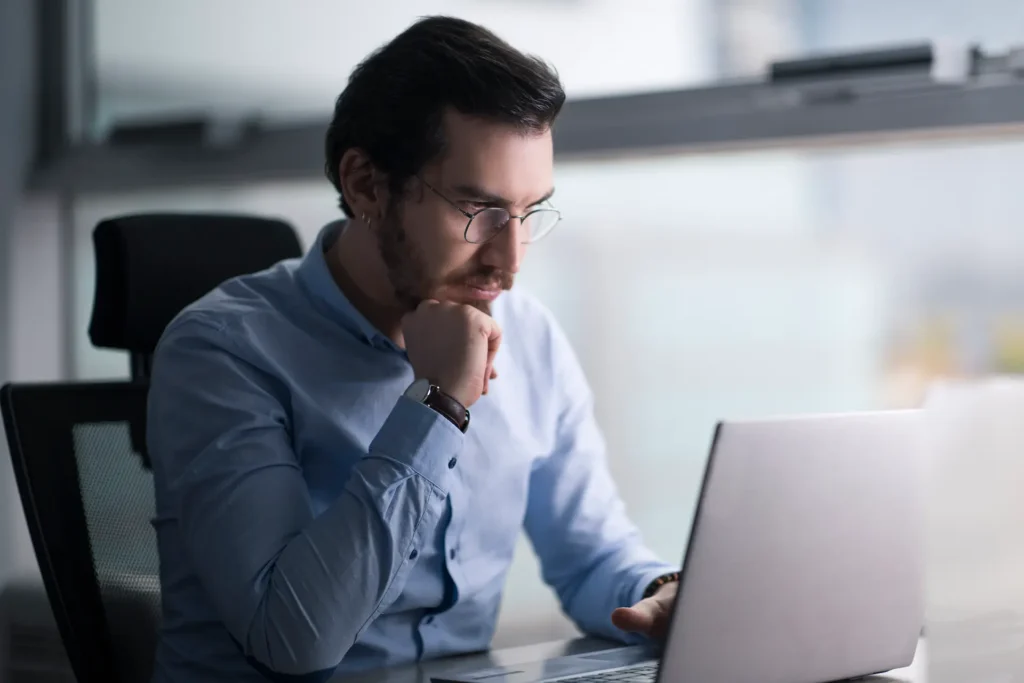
xmin=466 ymin=208 xmax=510 ymax=244
xmin=522 ymin=209 xmax=561 ymax=243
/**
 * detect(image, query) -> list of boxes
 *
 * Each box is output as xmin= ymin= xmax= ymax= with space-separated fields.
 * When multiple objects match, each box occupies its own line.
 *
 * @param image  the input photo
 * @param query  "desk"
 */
xmin=334 ymin=638 xmax=927 ymax=682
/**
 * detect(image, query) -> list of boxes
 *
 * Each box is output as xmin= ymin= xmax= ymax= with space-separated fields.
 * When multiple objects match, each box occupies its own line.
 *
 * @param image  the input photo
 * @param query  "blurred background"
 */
xmin=4 ymin=0 xmax=1024 ymax=664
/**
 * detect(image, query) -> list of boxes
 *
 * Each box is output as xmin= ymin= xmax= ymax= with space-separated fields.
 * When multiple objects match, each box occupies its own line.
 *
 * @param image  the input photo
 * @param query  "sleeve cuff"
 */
xmin=369 ymin=395 xmax=466 ymax=490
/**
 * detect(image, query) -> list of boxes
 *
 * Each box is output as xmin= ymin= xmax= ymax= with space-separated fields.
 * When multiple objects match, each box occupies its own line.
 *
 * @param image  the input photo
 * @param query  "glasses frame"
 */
xmin=419 ymin=178 xmax=561 ymax=245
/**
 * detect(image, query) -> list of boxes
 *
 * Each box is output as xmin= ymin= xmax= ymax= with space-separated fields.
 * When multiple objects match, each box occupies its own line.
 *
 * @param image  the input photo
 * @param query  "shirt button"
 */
xmin=448 ymin=457 xmax=457 ymax=469
xmin=424 ymin=616 xmax=434 ymax=624
xmin=409 ymin=549 xmax=418 ymax=560
xmin=449 ymin=548 xmax=457 ymax=560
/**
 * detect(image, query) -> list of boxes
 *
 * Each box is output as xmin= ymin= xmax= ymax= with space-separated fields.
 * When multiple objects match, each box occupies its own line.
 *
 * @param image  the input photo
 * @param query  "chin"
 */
xmin=468 ymin=299 xmax=493 ymax=314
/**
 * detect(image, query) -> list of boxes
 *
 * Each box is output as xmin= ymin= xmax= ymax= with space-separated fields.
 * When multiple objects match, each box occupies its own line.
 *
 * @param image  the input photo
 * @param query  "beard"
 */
xmin=375 ymin=207 xmax=514 ymax=315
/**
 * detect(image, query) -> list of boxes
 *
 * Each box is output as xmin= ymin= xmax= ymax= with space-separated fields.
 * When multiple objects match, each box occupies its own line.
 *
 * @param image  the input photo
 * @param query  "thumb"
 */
xmin=611 ymin=599 xmax=658 ymax=634
xmin=485 ymin=319 xmax=502 ymax=366
xmin=401 ymin=298 xmax=440 ymax=329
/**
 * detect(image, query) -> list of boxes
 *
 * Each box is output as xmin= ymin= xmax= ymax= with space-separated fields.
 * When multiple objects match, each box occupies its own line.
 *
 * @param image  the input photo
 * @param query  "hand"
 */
xmin=402 ymin=299 xmax=502 ymax=408
xmin=610 ymin=581 xmax=677 ymax=640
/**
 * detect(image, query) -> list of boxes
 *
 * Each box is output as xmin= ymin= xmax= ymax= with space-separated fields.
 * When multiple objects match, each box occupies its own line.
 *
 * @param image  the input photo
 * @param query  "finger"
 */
xmin=490 ymin=367 xmax=498 ymax=379
xmin=485 ymin=318 xmax=503 ymax=369
xmin=613 ymin=597 xmax=661 ymax=632
xmin=650 ymin=611 xmax=672 ymax=640
xmin=403 ymin=298 xmax=441 ymax=328
xmin=610 ymin=606 xmax=654 ymax=634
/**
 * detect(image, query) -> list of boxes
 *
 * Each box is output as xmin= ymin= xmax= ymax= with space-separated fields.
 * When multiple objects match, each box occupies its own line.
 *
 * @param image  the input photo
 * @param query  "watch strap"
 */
xmin=424 ymin=386 xmax=470 ymax=433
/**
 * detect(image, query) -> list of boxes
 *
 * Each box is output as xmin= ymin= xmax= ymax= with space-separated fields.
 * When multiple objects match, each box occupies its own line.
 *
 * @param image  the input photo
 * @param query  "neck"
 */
xmin=326 ymin=222 xmax=406 ymax=346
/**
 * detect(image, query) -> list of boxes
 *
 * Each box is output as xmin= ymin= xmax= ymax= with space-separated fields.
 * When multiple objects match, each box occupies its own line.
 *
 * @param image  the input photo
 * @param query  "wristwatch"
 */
xmin=404 ymin=378 xmax=471 ymax=433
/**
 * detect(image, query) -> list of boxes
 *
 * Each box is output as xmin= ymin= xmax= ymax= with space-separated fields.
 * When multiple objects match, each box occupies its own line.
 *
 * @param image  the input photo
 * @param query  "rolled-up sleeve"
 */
xmin=523 ymin=326 xmax=676 ymax=642
xmin=148 ymin=315 xmax=463 ymax=681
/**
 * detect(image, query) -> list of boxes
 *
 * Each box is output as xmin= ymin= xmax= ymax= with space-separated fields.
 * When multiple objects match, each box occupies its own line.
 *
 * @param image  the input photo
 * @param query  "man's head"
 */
xmin=325 ymin=16 xmax=565 ymax=312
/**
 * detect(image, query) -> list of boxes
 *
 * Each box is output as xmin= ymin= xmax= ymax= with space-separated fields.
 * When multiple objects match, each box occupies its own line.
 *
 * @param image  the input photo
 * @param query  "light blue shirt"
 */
xmin=147 ymin=222 xmax=674 ymax=683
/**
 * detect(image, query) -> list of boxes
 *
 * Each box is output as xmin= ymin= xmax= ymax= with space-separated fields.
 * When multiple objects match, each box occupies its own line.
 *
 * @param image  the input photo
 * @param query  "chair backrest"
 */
xmin=89 ymin=212 xmax=304 ymax=379
xmin=2 ymin=212 xmax=303 ymax=683
xmin=2 ymin=382 xmax=155 ymax=683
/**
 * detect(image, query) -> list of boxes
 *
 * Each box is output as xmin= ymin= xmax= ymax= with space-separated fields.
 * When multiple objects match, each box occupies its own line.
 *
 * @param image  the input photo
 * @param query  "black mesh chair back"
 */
xmin=2 ymin=382 xmax=155 ymax=683
xmin=1 ymin=213 xmax=303 ymax=683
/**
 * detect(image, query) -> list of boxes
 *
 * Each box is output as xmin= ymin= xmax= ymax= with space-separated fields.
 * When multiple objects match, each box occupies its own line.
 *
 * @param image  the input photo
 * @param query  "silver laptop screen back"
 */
xmin=658 ymin=411 xmax=924 ymax=683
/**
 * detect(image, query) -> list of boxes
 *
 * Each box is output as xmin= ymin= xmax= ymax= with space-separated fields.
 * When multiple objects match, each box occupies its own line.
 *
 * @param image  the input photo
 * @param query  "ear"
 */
xmin=337 ymin=148 xmax=388 ymax=225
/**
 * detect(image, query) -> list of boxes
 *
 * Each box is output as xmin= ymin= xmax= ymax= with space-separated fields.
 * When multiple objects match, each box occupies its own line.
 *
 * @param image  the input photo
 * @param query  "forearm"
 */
xmin=558 ymin=538 xmax=676 ymax=642
xmin=179 ymin=397 xmax=461 ymax=676
xmin=242 ymin=455 xmax=446 ymax=673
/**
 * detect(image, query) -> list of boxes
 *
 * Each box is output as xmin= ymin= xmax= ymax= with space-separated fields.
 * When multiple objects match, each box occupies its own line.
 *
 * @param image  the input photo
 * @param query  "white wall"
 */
xmin=1 ymin=197 xmax=65 ymax=588
xmin=0 ymin=0 xmax=44 ymax=591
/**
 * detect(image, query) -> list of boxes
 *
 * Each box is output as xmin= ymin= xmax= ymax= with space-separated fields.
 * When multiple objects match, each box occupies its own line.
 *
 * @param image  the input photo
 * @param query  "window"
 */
xmin=91 ymin=0 xmax=1024 ymax=141
xmin=716 ymin=0 xmax=1024 ymax=76
xmin=91 ymin=0 xmax=708 ymax=136
xmin=71 ymin=131 xmax=1024 ymax=644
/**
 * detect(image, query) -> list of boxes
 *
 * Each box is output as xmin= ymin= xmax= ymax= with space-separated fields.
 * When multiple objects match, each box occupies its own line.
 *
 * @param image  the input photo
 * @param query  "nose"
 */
xmin=481 ymin=217 xmax=525 ymax=274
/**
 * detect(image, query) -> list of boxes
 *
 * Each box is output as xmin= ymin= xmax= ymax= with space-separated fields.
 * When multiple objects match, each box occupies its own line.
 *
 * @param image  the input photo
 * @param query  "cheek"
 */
xmin=432 ymin=245 xmax=482 ymax=283
xmin=400 ymin=207 xmax=477 ymax=277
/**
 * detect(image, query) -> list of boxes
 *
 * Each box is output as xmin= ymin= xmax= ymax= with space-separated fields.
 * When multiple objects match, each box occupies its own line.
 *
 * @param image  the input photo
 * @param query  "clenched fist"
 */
xmin=401 ymin=300 xmax=502 ymax=408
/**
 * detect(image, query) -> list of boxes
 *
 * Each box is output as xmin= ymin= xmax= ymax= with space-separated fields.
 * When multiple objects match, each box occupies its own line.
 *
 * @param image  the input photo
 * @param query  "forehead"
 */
xmin=434 ymin=109 xmax=554 ymax=201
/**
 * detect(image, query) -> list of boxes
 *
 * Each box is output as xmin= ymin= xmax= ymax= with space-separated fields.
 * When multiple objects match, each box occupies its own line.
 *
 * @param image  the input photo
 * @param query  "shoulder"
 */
xmin=159 ymin=259 xmax=303 ymax=351
xmin=149 ymin=262 xmax=306 ymax=417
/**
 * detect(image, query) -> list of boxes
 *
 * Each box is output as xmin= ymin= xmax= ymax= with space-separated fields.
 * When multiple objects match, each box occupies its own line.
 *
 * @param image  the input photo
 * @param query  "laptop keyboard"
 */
xmin=554 ymin=662 xmax=659 ymax=682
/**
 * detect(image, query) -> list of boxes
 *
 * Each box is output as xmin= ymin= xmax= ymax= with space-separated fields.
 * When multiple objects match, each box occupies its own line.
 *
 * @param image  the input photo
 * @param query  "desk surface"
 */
xmin=334 ymin=638 xmax=927 ymax=683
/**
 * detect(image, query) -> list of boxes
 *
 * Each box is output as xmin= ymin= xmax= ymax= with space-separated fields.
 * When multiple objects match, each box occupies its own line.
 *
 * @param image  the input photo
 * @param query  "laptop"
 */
xmin=434 ymin=410 xmax=925 ymax=683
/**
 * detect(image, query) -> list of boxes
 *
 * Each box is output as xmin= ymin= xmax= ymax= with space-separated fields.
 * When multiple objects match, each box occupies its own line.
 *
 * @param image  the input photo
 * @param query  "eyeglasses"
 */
xmin=420 ymin=178 xmax=561 ymax=244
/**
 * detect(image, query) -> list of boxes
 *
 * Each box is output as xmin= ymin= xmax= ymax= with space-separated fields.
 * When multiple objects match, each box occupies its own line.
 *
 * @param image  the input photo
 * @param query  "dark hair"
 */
xmin=325 ymin=16 xmax=566 ymax=216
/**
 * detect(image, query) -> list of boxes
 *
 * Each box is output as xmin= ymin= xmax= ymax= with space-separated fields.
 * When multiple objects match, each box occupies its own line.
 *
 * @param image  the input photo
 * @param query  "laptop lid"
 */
xmin=658 ymin=410 xmax=925 ymax=683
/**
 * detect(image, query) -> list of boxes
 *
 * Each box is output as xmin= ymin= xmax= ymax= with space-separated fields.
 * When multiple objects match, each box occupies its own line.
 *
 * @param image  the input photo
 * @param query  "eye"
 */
xmin=468 ymin=202 xmax=506 ymax=213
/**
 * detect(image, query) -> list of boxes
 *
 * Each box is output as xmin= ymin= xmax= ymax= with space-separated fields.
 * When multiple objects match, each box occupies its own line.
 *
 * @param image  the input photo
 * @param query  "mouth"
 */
xmin=457 ymin=284 xmax=503 ymax=302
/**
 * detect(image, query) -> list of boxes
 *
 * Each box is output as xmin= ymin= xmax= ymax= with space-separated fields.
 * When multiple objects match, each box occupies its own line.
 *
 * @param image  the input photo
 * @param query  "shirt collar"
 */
xmin=296 ymin=220 xmax=398 ymax=350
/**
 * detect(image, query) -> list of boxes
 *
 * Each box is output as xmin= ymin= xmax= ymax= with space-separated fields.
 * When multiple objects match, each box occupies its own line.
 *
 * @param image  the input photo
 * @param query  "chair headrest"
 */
xmin=88 ymin=213 xmax=303 ymax=354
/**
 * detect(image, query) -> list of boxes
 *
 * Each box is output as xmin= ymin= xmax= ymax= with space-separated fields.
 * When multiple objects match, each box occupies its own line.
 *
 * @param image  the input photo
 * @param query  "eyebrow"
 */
xmin=452 ymin=184 xmax=556 ymax=209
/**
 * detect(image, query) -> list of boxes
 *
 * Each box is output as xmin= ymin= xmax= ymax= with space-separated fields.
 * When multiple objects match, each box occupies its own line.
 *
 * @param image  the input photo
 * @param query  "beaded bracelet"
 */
xmin=642 ymin=571 xmax=681 ymax=599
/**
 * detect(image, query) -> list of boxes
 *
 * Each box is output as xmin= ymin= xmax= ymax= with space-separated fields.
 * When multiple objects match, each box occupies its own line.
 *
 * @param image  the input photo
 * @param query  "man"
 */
xmin=147 ymin=16 xmax=678 ymax=683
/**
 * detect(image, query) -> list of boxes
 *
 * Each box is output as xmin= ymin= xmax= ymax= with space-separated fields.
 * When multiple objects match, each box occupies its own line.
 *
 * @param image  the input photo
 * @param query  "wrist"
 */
xmin=642 ymin=571 xmax=680 ymax=600
xmin=404 ymin=378 xmax=471 ymax=433
xmin=430 ymin=381 xmax=473 ymax=410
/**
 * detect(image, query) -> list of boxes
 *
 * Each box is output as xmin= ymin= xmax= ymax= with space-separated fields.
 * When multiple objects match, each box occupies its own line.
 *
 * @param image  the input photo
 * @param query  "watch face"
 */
xmin=404 ymin=378 xmax=432 ymax=402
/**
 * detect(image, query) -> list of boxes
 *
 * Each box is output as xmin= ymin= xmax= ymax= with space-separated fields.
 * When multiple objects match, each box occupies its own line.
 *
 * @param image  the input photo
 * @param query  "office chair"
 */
xmin=1 ymin=213 xmax=303 ymax=683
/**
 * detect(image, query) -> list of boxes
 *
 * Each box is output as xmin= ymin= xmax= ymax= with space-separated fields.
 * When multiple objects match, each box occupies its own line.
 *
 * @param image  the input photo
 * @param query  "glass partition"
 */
xmin=91 ymin=0 xmax=1024 ymax=140
xmin=71 ymin=131 xmax=1024 ymax=645
xmin=91 ymin=0 xmax=710 ymax=135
